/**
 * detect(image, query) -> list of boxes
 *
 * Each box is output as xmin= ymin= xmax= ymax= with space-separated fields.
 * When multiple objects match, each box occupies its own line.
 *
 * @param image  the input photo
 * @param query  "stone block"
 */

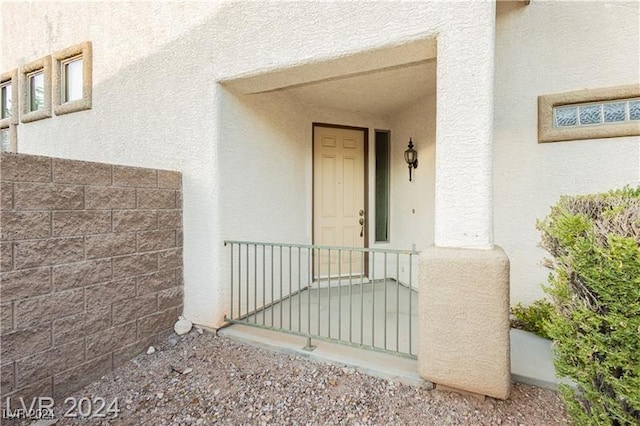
xmin=15 ymin=339 xmax=85 ymax=387
xmin=53 ymin=259 xmax=112 ymax=291
xmin=113 ymin=165 xmax=157 ymax=188
xmin=0 ymin=153 xmax=51 ymax=183
xmin=0 ymin=182 xmax=12 ymax=210
xmin=418 ymin=246 xmax=511 ymax=400
xmin=0 ymin=241 xmax=12 ymax=271
xmin=0 ymin=323 xmax=52 ymax=363
xmin=1 ymin=301 xmax=12 ymax=334
xmin=137 ymin=270 xmax=176 ymax=295
xmin=1 ymin=363 xmax=15 ymax=396
xmin=0 ymin=267 xmax=51 ymax=301
xmin=176 ymin=268 xmax=184 ymax=287
xmin=53 ymin=306 xmax=112 ymax=345
xmin=158 ymin=210 xmax=181 ymax=229
xmin=14 ymin=237 xmax=84 ymax=269
xmin=176 ymin=229 xmax=183 ymax=247
xmin=112 ymin=253 xmax=157 ymax=279
xmin=112 ymin=210 xmax=157 ymax=232
xmin=113 ymin=336 xmax=154 ymax=368
xmin=0 ymin=211 xmax=51 ymax=240
xmin=52 ymin=158 xmax=111 ymax=185
xmin=86 ymin=322 xmax=138 ymax=360
xmin=53 ymin=211 xmax=111 ymax=236
xmin=137 ymin=189 xmax=175 ymax=209
xmin=85 ymin=233 xmax=136 ymax=259
xmin=2 ymin=378 xmax=52 ymax=409
xmin=14 ymin=182 xmax=84 ymax=210
xmin=112 ymin=294 xmax=157 ymax=325
xmin=137 ymin=307 xmax=177 ymax=339
xmin=53 ymin=353 xmax=112 ymax=399
xmin=157 ymin=170 xmax=181 ymax=189
xmin=14 ymin=288 xmax=84 ymax=329
xmin=137 ymin=230 xmax=175 ymax=253
xmin=158 ymin=248 xmax=182 ymax=270
xmin=85 ymin=186 xmax=136 ymax=209
xmin=158 ymin=286 xmax=183 ymax=310
xmin=85 ymin=277 xmax=136 ymax=310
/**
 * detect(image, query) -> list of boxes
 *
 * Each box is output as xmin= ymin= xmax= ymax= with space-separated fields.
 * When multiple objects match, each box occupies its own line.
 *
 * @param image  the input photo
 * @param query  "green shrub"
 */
xmin=537 ymin=187 xmax=640 ymax=425
xmin=510 ymin=299 xmax=554 ymax=340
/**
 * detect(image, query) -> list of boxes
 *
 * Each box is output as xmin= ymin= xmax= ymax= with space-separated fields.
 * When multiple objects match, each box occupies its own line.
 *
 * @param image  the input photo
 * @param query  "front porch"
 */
xmin=215 ymin=4 xmax=511 ymax=398
xmin=223 ymin=241 xmax=419 ymax=358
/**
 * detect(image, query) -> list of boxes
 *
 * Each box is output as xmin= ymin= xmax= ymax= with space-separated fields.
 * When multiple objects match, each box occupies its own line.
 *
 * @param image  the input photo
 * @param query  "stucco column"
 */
xmin=417 ymin=3 xmax=511 ymax=400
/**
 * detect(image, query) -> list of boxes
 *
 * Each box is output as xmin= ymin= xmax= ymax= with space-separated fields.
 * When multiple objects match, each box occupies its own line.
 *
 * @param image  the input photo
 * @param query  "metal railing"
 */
xmin=223 ymin=240 xmax=419 ymax=358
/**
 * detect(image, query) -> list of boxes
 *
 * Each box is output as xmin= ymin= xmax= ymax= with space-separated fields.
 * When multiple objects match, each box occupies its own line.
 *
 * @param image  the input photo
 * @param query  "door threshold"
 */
xmin=312 ymin=276 xmax=371 ymax=287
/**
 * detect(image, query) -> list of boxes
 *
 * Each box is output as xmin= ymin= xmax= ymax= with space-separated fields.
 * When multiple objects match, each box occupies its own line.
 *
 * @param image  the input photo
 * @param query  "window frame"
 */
xmin=53 ymin=41 xmax=92 ymax=115
xmin=1 ymin=69 xmax=19 ymax=128
xmin=374 ymin=129 xmax=391 ymax=243
xmin=20 ymin=55 xmax=52 ymax=123
xmin=0 ymin=125 xmax=17 ymax=153
xmin=538 ymin=84 xmax=640 ymax=143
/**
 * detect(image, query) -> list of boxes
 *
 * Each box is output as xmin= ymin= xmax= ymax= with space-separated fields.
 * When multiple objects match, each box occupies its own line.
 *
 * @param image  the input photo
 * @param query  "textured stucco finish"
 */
xmin=494 ymin=1 xmax=640 ymax=305
xmin=2 ymin=0 xmax=638 ymax=326
xmin=418 ymin=246 xmax=511 ymax=400
xmin=2 ymin=1 xmax=498 ymax=326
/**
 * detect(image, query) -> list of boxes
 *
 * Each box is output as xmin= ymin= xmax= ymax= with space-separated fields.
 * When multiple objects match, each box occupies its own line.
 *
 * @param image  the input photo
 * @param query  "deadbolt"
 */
xmin=359 ymin=209 xmax=364 ymax=216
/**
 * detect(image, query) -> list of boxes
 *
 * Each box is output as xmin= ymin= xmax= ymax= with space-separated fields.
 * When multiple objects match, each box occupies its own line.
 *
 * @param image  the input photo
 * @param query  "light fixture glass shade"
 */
xmin=404 ymin=138 xmax=417 ymax=165
xmin=404 ymin=148 xmax=416 ymax=164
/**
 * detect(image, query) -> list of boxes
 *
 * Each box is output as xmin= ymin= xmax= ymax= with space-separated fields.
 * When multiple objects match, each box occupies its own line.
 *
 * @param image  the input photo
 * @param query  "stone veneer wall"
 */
xmin=0 ymin=152 xmax=183 ymax=404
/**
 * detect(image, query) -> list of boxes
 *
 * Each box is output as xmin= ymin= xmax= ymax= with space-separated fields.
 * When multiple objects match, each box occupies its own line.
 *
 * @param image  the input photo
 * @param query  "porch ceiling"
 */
xmin=221 ymin=37 xmax=437 ymax=117
xmin=284 ymin=59 xmax=436 ymax=117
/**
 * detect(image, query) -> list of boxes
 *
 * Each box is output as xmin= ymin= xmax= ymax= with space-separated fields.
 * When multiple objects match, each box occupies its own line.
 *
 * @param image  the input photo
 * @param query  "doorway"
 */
xmin=312 ymin=124 xmax=368 ymax=278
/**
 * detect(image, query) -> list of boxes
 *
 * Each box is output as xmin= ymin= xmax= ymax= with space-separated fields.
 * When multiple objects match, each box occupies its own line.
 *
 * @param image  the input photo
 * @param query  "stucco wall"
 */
xmin=494 ymin=1 xmax=640 ymax=304
xmin=0 ymin=153 xmax=183 ymax=404
xmin=5 ymin=1 xmax=633 ymax=324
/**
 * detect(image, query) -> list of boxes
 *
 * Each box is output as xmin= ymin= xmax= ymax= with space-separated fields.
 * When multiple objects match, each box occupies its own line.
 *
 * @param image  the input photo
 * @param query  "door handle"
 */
xmin=359 ymin=217 xmax=364 ymax=237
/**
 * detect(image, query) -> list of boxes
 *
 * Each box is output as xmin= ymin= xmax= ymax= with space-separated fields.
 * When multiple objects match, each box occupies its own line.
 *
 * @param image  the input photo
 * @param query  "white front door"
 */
xmin=313 ymin=125 xmax=366 ymax=278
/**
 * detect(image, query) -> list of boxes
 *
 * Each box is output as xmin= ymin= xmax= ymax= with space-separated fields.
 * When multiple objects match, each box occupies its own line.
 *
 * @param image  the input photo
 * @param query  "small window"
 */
xmin=28 ymin=70 xmax=46 ymax=112
xmin=20 ymin=56 xmax=52 ymax=123
xmin=53 ymin=42 xmax=92 ymax=115
xmin=1 ymin=69 xmax=18 ymax=128
xmin=0 ymin=125 xmax=17 ymax=153
xmin=553 ymin=99 xmax=640 ymax=128
xmin=1 ymin=81 xmax=13 ymax=119
xmin=375 ymin=130 xmax=390 ymax=243
xmin=539 ymin=84 xmax=640 ymax=143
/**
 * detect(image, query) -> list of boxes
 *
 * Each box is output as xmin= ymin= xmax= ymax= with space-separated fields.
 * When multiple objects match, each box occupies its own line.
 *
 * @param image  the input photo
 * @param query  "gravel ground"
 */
xmin=49 ymin=330 xmax=568 ymax=425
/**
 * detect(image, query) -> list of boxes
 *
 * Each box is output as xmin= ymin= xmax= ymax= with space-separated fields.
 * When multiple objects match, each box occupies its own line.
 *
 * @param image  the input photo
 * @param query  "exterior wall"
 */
xmin=0 ymin=153 xmax=183 ymax=403
xmin=1 ymin=1 xmax=220 ymax=328
xmin=1 ymin=2 xmax=564 ymax=326
xmin=494 ymin=1 xmax=640 ymax=304
xmin=385 ymin=96 xmax=436 ymax=254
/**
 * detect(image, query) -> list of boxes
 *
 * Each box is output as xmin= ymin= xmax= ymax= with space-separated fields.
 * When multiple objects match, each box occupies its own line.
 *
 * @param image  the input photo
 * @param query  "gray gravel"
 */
xmin=52 ymin=330 xmax=568 ymax=425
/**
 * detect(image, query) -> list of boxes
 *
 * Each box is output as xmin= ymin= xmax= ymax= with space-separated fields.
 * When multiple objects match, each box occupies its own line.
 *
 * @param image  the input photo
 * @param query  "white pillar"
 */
xmin=434 ymin=4 xmax=496 ymax=249
xmin=418 ymin=3 xmax=511 ymax=400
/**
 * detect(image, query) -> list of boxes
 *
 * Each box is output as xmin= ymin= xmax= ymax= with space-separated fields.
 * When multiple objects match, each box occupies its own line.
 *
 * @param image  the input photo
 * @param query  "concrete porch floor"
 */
xmin=220 ymin=281 xmax=561 ymax=391
xmin=235 ymin=280 xmax=418 ymax=357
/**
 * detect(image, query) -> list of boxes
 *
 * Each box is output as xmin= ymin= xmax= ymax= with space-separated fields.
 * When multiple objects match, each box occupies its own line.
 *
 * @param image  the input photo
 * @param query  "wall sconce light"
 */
xmin=404 ymin=138 xmax=418 ymax=181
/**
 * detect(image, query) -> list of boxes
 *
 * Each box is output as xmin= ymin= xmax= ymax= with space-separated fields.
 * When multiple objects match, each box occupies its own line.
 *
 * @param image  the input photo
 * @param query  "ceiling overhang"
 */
xmin=220 ymin=37 xmax=437 ymax=95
